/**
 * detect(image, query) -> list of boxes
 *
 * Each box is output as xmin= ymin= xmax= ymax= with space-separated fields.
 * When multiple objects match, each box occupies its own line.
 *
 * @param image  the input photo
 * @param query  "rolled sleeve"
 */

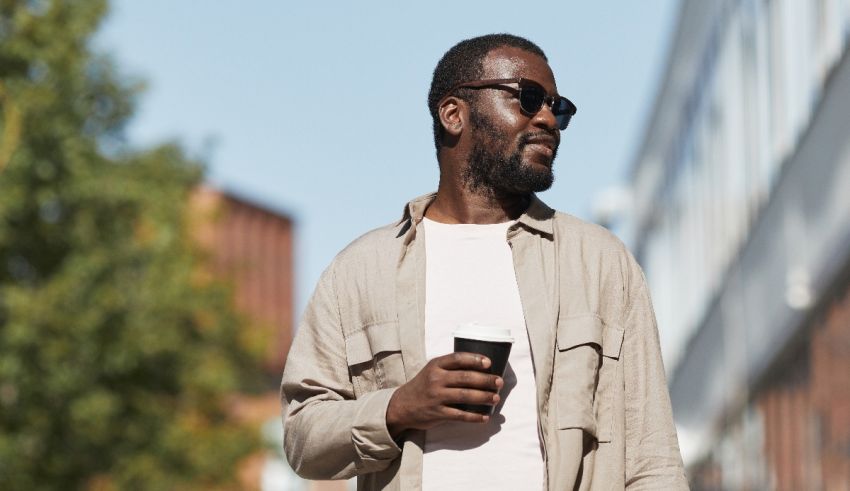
xmin=281 ymin=264 xmax=402 ymax=480
xmin=352 ymin=388 xmax=403 ymax=471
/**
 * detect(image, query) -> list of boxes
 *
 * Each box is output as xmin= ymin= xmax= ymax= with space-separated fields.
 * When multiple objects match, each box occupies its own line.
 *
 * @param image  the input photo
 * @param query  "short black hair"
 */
xmin=428 ymin=34 xmax=548 ymax=151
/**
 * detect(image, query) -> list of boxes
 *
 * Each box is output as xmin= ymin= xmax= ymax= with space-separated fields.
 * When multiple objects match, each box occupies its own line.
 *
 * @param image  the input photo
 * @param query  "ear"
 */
xmin=438 ymin=96 xmax=465 ymax=137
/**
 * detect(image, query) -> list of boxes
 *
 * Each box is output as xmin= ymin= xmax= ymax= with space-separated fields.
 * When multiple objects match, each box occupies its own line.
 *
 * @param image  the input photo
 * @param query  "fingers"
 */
xmin=442 ymin=406 xmax=490 ymax=424
xmin=394 ymin=354 xmax=505 ymax=431
xmin=435 ymin=351 xmax=492 ymax=371
xmin=442 ymin=387 xmax=500 ymax=407
xmin=444 ymin=369 xmax=503 ymax=391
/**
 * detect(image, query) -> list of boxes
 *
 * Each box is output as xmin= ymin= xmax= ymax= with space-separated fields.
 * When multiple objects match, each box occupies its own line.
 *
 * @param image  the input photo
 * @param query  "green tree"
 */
xmin=0 ymin=1 xmax=265 ymax=489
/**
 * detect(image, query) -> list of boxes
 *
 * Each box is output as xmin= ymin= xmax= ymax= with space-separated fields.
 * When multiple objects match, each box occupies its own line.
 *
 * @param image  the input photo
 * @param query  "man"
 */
xmin=281 ymin=34 xmax=688 ymax=490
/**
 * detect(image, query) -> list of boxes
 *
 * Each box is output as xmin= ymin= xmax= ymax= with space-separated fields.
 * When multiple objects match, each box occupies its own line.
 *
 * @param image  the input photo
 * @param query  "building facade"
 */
xmin=627 ymin=0 xmax=850 ymax=488
xmin=191 ymin=185 xmax=295 ymax=376
xmin=191 ymin=186 xmax=345 ymax=491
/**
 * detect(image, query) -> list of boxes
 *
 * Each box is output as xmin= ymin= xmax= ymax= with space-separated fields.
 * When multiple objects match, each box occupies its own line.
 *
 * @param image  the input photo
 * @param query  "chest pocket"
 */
xmin=343 ymin=321 xmax=406 ymax=397
xmin=554 ymin=314 xmax=624 ymax=443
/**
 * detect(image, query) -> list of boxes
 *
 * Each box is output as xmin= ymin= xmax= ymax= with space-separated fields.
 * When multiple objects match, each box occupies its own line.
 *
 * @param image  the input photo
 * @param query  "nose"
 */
xmin=531 ymin=102 xmax=559 ymax=131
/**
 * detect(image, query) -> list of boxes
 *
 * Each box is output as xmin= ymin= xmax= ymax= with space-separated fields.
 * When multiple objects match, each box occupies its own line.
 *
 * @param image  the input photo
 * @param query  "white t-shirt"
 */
xmin=421 ymin=218 xmax=543 ymax=491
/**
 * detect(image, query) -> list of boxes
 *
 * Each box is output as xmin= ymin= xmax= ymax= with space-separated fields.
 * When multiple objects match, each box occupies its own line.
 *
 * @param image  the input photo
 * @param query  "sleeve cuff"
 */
xmin=351 ymin=387 xmax=403 ymax=472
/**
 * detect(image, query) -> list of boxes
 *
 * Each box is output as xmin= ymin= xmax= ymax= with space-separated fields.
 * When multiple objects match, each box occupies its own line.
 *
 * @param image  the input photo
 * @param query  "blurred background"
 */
xmin=1 ymin=0 xmax=848 ymax=489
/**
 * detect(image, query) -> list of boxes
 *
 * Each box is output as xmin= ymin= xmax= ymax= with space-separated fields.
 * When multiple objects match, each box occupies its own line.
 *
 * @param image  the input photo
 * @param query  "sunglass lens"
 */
xmin=550 ymin=97 xmax=572 ymax=115
xmin=553 ymin=97 xmax=576 ymax=130
xmin=519 ymin=86 xmax=545 ymax=114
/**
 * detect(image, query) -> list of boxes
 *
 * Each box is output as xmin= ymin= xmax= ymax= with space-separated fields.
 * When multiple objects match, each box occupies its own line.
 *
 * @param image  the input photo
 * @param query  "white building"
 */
xmin=627 ymin=0 xmax=850 ymax=488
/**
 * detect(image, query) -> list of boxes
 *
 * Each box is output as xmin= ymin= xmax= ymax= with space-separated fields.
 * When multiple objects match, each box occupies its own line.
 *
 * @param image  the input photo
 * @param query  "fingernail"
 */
xmin=481 ymin=357 xmax=491 ymax=368
xmin=493 ymin=394 xmax=500 ymax=404
xmin=495 ymin=377 xmax=503 ymax=388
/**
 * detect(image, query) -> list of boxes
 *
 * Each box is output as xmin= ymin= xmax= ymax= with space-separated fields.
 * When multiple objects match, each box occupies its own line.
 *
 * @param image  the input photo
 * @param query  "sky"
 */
xmin=95 ymin=0 xmax=679 ymax=316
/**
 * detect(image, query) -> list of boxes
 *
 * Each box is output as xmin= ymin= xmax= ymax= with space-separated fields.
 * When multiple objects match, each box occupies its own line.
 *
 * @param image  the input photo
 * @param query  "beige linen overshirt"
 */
xmin=281 ymin=193 xmax=688 ymax=490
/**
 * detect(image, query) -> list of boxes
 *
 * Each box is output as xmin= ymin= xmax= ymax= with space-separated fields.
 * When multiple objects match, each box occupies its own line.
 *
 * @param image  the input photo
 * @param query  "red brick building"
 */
xmin=190 ymin=185 xmax=345 ymax=491
xmin=191 ymin=185 xmax=294 ymax=375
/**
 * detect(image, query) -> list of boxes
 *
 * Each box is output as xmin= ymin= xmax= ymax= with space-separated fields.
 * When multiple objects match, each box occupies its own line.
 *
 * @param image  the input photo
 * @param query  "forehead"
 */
xmin=480 ymin=46 xmax=557 ymax=92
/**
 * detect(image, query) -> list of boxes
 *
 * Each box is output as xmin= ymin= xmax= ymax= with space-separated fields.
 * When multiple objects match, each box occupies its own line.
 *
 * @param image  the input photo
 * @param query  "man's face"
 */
xmin=462 ymin=47 xmax=562 ymax=195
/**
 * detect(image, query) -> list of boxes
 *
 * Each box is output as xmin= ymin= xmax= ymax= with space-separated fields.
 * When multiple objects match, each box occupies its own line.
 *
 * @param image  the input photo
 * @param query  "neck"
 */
xmin=425 ymin=175 xmax=530 ymax=224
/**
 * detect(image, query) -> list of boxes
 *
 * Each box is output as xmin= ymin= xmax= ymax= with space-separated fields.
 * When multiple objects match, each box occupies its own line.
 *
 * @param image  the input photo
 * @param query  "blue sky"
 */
xmin=96 ymin=1 xmax=678 ymax=316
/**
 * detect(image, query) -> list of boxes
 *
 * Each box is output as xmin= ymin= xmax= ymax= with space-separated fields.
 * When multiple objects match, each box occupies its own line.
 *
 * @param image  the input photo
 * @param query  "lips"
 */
xmin=522 ymin=134 xmax=558 ymax=157
xmin=527 ymin=141 xmax=553 ymax=153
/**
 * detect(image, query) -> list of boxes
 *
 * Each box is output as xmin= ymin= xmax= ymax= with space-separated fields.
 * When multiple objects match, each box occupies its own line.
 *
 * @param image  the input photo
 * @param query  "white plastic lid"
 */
xmin=453 ymin=323 xmax=514 ymax=343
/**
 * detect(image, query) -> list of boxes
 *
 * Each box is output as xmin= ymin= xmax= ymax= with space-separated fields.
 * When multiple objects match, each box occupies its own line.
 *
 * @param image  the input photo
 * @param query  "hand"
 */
xmin=385 ymin=352 xmax=503 ymax=437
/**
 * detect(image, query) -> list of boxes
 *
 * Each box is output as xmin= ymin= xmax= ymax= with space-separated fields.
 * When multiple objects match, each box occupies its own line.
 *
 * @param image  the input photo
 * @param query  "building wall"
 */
xmin=191 ymin=185 xmax=294 ymax=376
xmin=689 ymin=270 xmax=850 ymax=490
xmin=190 ymin=186 xmax=347 ymax=491
xmin=627 ymin=0 xmax=850 ymax=488
xmin=631 ymin=0 xmax=850 ymax=373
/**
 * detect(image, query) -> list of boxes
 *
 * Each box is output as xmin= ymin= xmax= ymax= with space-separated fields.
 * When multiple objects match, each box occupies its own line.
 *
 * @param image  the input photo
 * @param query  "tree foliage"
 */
xmin=0 ymin=1 xmax=264 ymax=489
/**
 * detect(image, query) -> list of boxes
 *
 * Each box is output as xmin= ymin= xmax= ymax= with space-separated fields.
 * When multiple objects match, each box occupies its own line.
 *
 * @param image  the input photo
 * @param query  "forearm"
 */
xmin=280 ymin=264 xmax=402 ymax=480
xmin=283 ymin=386 xmax=401 ymax=480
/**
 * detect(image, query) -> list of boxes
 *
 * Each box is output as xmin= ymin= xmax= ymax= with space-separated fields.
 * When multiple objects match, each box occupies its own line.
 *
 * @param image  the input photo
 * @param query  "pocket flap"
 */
xmin=557 ymin=315 xmax=603 ymax=351
xmin=344 ymin=323 xmax=402 ymax=366
xmin=558 ymin=315 xmax=624 ymax=359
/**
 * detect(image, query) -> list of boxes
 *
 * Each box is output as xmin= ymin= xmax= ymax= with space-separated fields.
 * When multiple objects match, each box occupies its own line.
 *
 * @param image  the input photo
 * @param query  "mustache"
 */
xmin=518 ymin=130 xmax=560 ymax=147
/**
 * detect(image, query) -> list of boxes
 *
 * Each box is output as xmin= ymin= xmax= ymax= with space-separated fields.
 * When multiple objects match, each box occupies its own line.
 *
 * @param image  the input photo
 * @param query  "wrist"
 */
xmin=385 ymin=389 xmax=406 ymax=438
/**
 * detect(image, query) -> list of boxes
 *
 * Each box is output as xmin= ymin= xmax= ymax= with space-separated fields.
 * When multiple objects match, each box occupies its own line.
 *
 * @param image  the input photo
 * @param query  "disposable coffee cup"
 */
xmin=452 ymin=324 xmax=514 ymax=415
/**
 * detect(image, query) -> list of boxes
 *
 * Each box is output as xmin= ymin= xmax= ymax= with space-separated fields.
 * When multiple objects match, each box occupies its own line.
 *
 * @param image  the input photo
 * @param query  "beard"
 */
xmin=462 ymin=108 xmax=557 ymax=196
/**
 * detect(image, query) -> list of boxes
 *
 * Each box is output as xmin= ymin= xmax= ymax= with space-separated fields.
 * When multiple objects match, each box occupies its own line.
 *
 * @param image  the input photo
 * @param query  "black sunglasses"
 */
xmin=444 ymin=78 xmax=577 ymax=130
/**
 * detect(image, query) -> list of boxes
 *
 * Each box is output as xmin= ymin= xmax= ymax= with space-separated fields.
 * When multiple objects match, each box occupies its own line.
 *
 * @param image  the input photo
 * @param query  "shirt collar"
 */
xmin=396 ymin=192 xmax=554 ymax=244
xmin=517 ymin=193 xmax=555 ymax=235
